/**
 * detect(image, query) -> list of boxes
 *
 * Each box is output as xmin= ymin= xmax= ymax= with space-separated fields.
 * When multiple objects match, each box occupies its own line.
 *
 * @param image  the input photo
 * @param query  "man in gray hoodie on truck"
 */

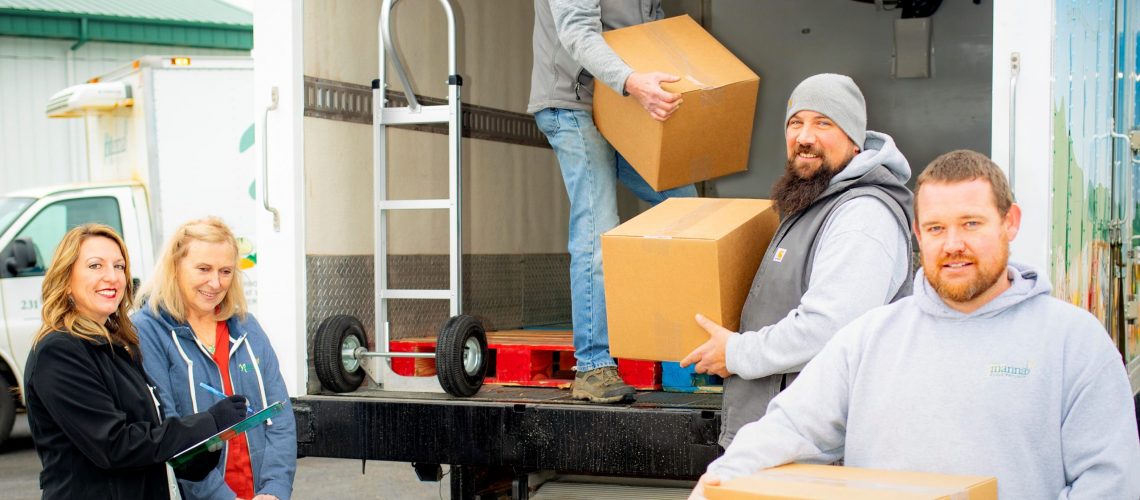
xmin=529 ymin=0 xmax=696 ymax=403
xmin=689 ymin=149 xmax=1140 ymax=499
xmin=682 ymin=73 xmax=914 ymax=446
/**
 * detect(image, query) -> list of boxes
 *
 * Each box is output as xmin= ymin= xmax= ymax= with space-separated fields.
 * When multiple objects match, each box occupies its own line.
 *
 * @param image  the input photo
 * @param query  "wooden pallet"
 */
xmin=390 ymin=330 xmax=661 ymax=390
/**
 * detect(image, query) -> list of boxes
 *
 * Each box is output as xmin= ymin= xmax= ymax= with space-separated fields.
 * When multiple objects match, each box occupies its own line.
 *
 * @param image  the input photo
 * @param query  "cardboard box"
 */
xmin=602 ymin=198 xmax=778 ymax=361
xmin=706 ymin=464 xmax=998 ymax=500
xmin=595 ymin=15 xmax=760 ymax=191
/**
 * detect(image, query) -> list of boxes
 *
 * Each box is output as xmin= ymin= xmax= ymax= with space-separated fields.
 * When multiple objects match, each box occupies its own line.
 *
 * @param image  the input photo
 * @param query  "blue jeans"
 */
xmin=535 ymin=108 xmax=697 ymax=371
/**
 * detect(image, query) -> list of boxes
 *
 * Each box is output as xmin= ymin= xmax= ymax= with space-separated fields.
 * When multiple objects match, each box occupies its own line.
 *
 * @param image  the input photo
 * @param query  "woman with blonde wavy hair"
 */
xmin=24 ymin=223 xmax=248 ymax=500
xmin=134 ymin=217 xmax=295 ymax=500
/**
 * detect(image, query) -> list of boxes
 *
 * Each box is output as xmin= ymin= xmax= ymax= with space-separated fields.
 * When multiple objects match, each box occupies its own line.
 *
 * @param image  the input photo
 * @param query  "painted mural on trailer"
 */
xmin=1051 ymin=0 xmax=1138 ymax=364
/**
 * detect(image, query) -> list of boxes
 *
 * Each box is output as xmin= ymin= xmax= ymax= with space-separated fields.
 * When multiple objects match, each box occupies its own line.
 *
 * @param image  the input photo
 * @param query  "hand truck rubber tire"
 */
xmin=436 ymin=314 xmax=488 ymax=397
xmin=314 ymin=314 xmax=367 ymax=393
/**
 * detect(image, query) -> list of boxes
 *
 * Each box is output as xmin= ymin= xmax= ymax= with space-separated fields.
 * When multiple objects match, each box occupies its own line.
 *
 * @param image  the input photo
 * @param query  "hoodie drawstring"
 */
xmin=169 ymin=330 xmax=200 ymax=413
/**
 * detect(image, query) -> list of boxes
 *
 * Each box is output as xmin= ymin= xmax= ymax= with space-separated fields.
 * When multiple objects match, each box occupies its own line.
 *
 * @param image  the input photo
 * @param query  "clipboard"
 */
xmin=168 ymin=401 xmax=284 ymax=469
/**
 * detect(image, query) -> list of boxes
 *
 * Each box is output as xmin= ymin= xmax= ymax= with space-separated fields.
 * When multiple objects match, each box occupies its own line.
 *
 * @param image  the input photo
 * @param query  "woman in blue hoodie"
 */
xmin=134 ymin=217 xmax=295 ymax=500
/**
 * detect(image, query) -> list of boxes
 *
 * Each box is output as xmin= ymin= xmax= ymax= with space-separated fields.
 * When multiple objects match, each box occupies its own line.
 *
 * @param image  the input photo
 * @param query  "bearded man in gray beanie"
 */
xmin=681 ymin=73 xmax=915 ymax=447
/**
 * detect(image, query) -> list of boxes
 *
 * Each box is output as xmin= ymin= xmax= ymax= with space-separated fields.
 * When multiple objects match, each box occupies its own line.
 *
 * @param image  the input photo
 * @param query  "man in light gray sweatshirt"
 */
xmin=529 ymin=0 xmax=697 ymax=402
xmin=682 ymin=74 xmax=914 ymax=446
xmin=690 ymin=150 xmax=1140 ymax=499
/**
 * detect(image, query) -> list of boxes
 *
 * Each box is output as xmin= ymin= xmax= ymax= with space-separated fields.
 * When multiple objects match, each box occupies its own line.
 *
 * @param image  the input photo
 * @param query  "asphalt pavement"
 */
xmin=0 ymin=413 xmax=450 ymax=500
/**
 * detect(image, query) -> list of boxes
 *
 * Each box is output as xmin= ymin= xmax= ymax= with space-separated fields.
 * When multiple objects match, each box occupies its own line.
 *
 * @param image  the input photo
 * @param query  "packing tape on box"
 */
xmin=644 ymin=198 xmax=735 ymax=240
xmin=647 ymin=23 xmax=716 ymax=90
xmin=751 ymin=470 xmax=970 ymax=500
xmin=699 ymin=82 xmax=727 ymax=108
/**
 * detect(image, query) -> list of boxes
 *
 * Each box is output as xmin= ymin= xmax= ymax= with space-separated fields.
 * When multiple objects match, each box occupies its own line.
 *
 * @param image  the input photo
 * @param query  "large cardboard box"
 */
xmin=706 ymin=464 xmax=998 ymax=500
xmin=594 ymin=15 xmax=760 ymax=191
xmin=602 ymin=198 xmax=778 ymax=361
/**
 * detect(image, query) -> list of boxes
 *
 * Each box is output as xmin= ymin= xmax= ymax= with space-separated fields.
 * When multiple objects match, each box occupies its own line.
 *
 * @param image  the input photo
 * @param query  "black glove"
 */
xmin=172 ymin=448 xmax=222 ymax=481
xmin=207 ymin=395 xmax=248 ymax=431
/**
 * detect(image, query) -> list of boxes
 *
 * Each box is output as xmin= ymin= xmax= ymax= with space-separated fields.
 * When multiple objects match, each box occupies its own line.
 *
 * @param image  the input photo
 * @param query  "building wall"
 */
xmin=0 ymin=36 xmax=246 ymax=193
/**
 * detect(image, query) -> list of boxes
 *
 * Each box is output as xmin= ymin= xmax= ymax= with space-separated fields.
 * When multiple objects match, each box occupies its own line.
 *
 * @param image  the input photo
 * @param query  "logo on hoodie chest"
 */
xmin=987 ymin=361 xmax=1032 ymax=378
xmin=773 ymin=247 xmax=787 ymax=262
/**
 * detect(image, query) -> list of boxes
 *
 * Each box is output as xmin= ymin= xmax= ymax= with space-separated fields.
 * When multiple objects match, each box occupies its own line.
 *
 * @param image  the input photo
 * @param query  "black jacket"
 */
xmin=24 ymin=330 xmax=222 ymax=499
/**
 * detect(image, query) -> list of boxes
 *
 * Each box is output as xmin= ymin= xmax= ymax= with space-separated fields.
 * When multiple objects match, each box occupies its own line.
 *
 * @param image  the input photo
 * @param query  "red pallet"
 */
xmin=390 ymin=330 xmax=661 ymax=390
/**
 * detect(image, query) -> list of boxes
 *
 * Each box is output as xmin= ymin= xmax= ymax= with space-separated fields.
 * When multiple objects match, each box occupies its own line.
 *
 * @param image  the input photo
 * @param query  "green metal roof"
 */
xmin=0 ymin=0 xmax=252 ymax=50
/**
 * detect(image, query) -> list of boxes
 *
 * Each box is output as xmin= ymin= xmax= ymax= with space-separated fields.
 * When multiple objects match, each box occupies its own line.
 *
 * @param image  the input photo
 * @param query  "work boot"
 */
xmin=570 ymin=366 xmax=635 ymax=403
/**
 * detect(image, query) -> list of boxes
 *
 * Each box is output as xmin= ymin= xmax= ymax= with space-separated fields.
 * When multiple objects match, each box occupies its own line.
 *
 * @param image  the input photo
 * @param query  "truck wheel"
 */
xmin=314 ymin=315 xmax=366 ymax=393
xmin=0 ymin=378 xmax=14 ymax=448
xmin=436 ymin=315 xmax=488 ymax=397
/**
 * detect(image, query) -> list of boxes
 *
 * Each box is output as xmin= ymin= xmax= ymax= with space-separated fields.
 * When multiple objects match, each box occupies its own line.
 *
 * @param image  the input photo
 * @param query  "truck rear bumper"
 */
xmin=293 ymin=386 xmax=721 ymax=479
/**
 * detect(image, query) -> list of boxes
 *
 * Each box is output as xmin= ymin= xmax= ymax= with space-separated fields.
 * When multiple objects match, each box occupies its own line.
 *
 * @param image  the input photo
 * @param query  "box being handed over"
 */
xmin=594 ymin=15 xmax=760 ymax=191
xmin=601 ymin=198 xmax=778 ymax=361
xmin=706 ymin=463 xmax=997 ymax=500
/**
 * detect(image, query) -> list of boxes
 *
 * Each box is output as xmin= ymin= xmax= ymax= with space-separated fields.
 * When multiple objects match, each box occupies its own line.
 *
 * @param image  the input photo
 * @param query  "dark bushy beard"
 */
xmin=771 ymin=152 xmax=840 ymax=217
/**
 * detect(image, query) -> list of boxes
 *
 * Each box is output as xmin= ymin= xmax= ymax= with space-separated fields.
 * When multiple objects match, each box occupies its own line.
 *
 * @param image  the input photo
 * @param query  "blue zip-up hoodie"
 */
xmin=134 ymin=304 xmax=296 ymax=500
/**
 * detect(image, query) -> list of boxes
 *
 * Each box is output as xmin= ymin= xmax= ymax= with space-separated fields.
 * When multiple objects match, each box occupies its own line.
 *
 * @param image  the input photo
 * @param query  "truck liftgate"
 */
xmin=293 ymin=387 xmax=721 ymax=498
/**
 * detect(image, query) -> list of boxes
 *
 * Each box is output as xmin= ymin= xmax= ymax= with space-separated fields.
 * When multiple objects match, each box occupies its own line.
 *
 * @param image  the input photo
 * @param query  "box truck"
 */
xmin=255 ymin=0 xmax=1140 ymax=496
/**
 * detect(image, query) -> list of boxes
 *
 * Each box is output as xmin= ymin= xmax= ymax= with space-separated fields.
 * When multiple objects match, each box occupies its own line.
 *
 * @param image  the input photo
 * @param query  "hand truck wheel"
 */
xmin=314 ymin=314 xmax=367 ymax=393
xmin=435 ymin=314 xmax=488 ymax=397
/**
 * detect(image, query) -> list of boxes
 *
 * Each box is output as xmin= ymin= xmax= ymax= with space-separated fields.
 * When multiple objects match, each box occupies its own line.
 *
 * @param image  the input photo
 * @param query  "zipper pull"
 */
xmin=574 ymin=81 xmax=581 ymax=101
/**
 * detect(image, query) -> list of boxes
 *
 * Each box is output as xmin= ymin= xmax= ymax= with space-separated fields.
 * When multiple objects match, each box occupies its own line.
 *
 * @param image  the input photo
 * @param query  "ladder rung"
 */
xmin=380 ymin=289 xmax=452 ymax=300
xmin=378 ymin=199 xmax=451 ymax=210
xmin=379 ymin=105 xmax=450 ymax=125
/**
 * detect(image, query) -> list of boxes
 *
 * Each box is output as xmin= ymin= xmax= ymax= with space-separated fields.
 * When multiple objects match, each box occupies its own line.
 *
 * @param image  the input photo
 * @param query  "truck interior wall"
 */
xmin=705 ymin=0 xmax=993 ymax=198
xmin=302 ymin=1 xmax=581 ymax=390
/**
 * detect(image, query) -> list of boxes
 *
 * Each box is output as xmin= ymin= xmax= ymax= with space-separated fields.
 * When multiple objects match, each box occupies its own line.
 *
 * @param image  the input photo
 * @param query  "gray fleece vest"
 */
xmin=720 ymin=164 xmax=915 ymax=448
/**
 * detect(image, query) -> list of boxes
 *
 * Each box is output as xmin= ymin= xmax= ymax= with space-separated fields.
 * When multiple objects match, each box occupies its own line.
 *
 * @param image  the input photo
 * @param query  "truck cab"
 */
xmin=0 ymin=182 xmax=153 ymax=446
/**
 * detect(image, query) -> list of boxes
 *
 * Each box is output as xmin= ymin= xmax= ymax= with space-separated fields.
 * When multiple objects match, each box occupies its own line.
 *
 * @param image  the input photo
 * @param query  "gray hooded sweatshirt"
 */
xmin=708 ymin=263 xmax=1140 ymax=499
xmin=721 ymin=130 xmax=914 ymax=446
xmin=528 ymin=0 xmax=662 ymax=114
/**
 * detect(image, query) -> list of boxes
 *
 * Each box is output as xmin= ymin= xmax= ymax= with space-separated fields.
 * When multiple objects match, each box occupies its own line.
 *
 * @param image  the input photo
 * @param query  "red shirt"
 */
xmin=213 ymin=321 xmax=255 ymax=499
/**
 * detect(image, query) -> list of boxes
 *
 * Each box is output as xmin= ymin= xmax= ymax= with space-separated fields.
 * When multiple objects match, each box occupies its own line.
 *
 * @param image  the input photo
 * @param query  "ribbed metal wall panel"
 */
xmin=0 ymin=35 xmax=72 ymax=192
xmin=0 ymin=35 xmax=244 ymax=193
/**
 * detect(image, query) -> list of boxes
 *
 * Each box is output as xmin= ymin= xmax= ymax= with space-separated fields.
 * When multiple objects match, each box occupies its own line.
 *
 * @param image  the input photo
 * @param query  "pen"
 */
xmin=199 ymin=382 xmax=253 ymax=414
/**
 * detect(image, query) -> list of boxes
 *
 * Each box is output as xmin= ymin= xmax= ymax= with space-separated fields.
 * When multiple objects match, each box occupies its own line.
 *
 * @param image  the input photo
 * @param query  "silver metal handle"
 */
xmin=1008 ymin=52 xmax=1020 ymax=198
xmin=261 ymin=86 xmax=281 ymax=232
xmin=379 ymin=0 xmax=457 ymax=113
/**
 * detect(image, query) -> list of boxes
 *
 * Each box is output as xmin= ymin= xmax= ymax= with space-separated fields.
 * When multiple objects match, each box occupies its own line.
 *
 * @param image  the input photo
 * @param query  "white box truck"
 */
xmin=0 ymin=55 xmax=258 ymax=447
xmin=250 ymin=1 xmax=1140 ymax=496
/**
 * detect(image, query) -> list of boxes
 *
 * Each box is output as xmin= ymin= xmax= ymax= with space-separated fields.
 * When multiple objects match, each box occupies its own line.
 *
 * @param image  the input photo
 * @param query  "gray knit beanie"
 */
xmin=785 ymin=73 xmax=867 ymax=148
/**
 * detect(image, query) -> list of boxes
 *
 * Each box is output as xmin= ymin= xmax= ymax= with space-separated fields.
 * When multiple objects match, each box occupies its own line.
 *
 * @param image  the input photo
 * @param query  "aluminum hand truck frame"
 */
xmin=311 ymin=0 xmax=489 ymax=398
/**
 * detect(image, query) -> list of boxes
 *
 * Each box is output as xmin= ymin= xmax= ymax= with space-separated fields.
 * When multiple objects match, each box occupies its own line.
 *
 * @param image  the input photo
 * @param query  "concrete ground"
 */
xmin=0 ymin=413 xmax=450 ymax=499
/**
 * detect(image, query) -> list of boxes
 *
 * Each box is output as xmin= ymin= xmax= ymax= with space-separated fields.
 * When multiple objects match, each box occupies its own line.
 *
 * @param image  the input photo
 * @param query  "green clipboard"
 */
xmin=168 ymin=401 xmax=284 ymax=469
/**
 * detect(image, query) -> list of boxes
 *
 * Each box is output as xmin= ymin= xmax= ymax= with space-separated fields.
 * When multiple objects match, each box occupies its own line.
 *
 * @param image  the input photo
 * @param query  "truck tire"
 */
xmin=314 ymin=315 xmax=366 ymax=393
xmin=0 ymin=378 xmax=15 ymax=448
xmin=436 ymin=315 xmax=488 ymax=398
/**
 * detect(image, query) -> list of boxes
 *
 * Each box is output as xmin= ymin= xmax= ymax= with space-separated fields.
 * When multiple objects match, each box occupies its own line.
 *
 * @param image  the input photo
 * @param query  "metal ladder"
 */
xmin=364 ymin=0 xmax=464 ymax=393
